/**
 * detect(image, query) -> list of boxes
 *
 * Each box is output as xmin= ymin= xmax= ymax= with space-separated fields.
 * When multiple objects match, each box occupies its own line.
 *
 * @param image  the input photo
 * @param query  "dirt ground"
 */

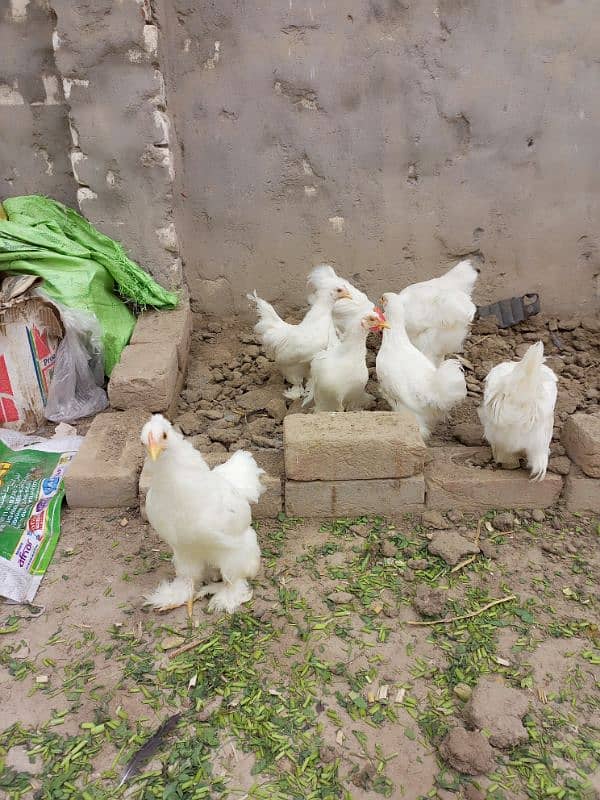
xmin=1 ymin=312 xmax=600 ymax=800
xmin=1 ymin=505 xmax=599 ymax=800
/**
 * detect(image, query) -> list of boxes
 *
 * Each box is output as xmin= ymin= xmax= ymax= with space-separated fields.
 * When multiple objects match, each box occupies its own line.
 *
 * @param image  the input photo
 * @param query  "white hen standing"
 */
xmin=395 ymin=259 xmax=479 ymax=366
xmin=247 ymin=281 xmax=345 ymax=399
xmin=141 ymin=415 xmax=265 ymax=616
xmin=478 ymin=341 xmax=557 ymax=481
xmin=305 ymin=308 xmax=388 ymax=412
xmin=306 ymin=264 xmax=375 ymax=337
xmin=376 ymin=293 xmax=467 ymax=438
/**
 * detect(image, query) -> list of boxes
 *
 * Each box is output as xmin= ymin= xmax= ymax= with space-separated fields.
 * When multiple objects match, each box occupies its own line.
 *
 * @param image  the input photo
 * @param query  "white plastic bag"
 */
xmin=36 ymin=295 xmax=108 ymax=422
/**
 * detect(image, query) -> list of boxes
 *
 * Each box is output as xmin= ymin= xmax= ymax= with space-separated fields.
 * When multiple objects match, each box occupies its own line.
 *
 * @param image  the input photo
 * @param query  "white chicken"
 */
xmin=394 ymin=259 xmax=479 ymax=365
xmin=478 ymin=341 xmax=557 ymax=481
xmin=247 ymin=280 xmax=346 ymax=399
xmin=304 ymin=308 xmax=388 ymax=412
xmin=306 ymin=264 xmax=375 ymax=337
xmin=376 ymin=293 xmax=467 ymax=438
xmin=141 ymin=414 xmax=265 ymax=616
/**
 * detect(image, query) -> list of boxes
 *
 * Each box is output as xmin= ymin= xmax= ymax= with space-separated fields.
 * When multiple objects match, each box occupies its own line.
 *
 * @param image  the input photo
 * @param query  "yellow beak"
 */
xmin=379 ymin=321 xmax=391 ymax=329
xmin=147 ymin=434 xmax=164 ymax=462
xmin=339 ymin=288 xmax=353 ymax=300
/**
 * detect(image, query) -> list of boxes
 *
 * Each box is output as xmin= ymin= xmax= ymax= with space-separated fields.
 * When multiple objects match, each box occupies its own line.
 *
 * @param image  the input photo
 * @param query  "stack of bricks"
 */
xmin=65 ymin=293 xmax=192 ymax=508
xmin=283 ymin=411 xmax=427 ymax=517
xmin=562 ymin=412 xmax=600 ymax=513
xmin=283 ymin=410 xmax=567 ymax=516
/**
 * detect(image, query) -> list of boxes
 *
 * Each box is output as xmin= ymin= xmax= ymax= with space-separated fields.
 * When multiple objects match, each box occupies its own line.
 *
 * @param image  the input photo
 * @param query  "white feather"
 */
xmin=376 ymin=294 xmax=467 ymax=439
xmin=395 ymin=259 xmax=479 ymax=365
xmin=141 ymin=415 xmax=263 ymax=614
xmin=478 ymin=341 xmax=557 ymax=481
xmin=306 ymin=264 xmax=375 ymax=337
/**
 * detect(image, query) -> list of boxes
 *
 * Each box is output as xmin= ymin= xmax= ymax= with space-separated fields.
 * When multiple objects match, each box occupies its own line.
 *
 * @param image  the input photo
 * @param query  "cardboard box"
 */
xmin=0 ymin=279 xmax=63 ymax=432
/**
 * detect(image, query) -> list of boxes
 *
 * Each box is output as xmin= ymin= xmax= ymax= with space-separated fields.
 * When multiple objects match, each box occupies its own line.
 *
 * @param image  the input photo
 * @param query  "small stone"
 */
xmin=421 ymin=510 xmax=452 ymax=529
xmin=581 ymin=317 xmax=600 ymax=333
xmin=492 ymin=512 xmax=515 ymax=531
xmin=327 ymin=591 xmax=354 ymax=605
xmin=238 ymin=388 xmax=274 ymax=413
xmin=447 ymin=510 xmax=463 ymax=524
xmin=541 ymin=541 xmax=563 ymax=555
xmin=439 ymin=727 xmax=496 ymax=775
xmin=197 ymin=695 xmax=224 ymax=721
xmin=463 ymin=786 xmax=486 ymax=800
xmin=320 ymin=746 xmax=337 ymax=764
xmin=381 ymin=540 xmax=397 ymax=558
xmin=175 ymin=410 xmax=205 ymax=435
xmin=161 ymin=635 xmax=185 ymax=651
xmin=207 ymin=321 xmax=222 ymax=333
xmin=120 ymin=517 xmax=128 ymax=528
xmin=413 ymin=585 xmax=446 ymax=617
xmin=464 ymin=677 xmax=529 ymax=749
xmin=407 ymin=558 xmax=429 ymax=570
xmin=548 ymin=456 xmax=571 ymax=476
xmin=557 ymin=318 xmax=580 ymax=331
xmin=208 ymin=427 xmax=241 ymax=445
xmin=452 ymin=423 xmax=485 ymax=447
xmin=265 ymin=396 xmax=287 ymax=422
xmin=531 ymin=509 xmax=546 ymax=523
xmin=479 ymin=540 xmax=499 ymax=559
xmin=437 ymin=790 xmax=457 ymax=800
xmin=453 ymin=683 xmax=472 ymax=702
xmin=428 ymin=531 xmax=480 ymax=566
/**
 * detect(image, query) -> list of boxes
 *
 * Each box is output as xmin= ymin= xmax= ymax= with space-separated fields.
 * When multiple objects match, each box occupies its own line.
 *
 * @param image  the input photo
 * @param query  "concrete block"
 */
xmin=426 ymin=447 xmax=563 ymax=511
xmin=130 ymin=292 xmax=192 ymax=373
xmin=564 ymin=468 xmax=600 ymax=513
xmin=108 ymin=341 xmax=179 ymax=412
xmin=140 ymin=449 xmax=283 ymax=520
xmin=66 ymin=409 xmax=147 ymax=508
xmin=285 ymin=475 xmax=425 ymax=518
xmin=284 ymin=410 xmax=426 ymax=481
xmin=562 ymin=413 xmax=600 ymax=478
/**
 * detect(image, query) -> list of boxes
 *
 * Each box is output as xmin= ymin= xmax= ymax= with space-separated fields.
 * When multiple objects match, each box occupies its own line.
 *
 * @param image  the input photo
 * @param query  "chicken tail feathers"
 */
xmin=432 ymin=358 xmax=468 ymax=411
xmin=439 ymin=259 xmax=480 ymax=296
xmin=246 ymin=290 xmax=289 ymax=354
xmin=213 ymin=450 xmax=266 ymax=504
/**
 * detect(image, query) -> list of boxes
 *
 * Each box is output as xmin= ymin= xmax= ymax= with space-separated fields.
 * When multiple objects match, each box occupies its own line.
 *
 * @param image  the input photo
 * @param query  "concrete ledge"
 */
xmin=130 ymin=292 xmax=192 ymax=374
xmin=284 ymin=410 xmax=426 ymax=481
xmin=425 ymin=447 xmax=563 ymax=511
xmin=562 ymin=413 xmax=600 ymax=478
xmin=139 ymin=449 xmax=283 ymax=521
xmin=285 ymin=475 xmax=425 ymax=517
xmin=108 ymin=341 xmax=179 ymax=412
xmin=66 ymin=409 xmax=147 ymax=508
xmin=564 ymin=467 xmax=600 ymax=513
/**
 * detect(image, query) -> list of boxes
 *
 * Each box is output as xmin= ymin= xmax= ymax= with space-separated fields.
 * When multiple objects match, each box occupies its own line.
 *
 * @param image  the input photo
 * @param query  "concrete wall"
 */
xmin=158 ymin=0 xmax=600 ymax=315
xmin=0 ymin=0 xmax=76 ymax=203
xmin=2 ymin=1 xmax=599 ymax=315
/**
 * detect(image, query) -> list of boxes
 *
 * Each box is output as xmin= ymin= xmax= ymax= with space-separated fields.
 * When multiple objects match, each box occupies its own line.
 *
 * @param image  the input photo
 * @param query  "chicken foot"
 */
xmin=196 ymin=579 xmax=253 ymax=613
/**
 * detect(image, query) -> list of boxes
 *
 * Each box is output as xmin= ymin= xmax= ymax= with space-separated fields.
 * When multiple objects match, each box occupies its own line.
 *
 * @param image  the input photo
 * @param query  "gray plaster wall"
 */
xmin=0 ymin=0 xmax=76 ymax=204
xmin=159 ymin=0 xmax=600 ymax=315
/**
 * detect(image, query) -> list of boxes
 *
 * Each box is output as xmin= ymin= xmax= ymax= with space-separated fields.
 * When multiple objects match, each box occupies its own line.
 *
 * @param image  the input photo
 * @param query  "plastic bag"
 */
xmin=40 ymin=297 xmax=109 ymax=422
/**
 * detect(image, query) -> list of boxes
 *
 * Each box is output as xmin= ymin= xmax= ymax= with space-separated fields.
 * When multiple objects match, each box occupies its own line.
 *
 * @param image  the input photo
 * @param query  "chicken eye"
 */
xmin=162 ymin=432 xmax=167 ymax=440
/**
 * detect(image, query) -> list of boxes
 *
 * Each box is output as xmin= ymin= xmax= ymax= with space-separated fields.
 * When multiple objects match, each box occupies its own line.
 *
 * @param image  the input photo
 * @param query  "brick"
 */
xmin=284 ymin=410 xmax=426 ymax=481
xmin=426 ymin=447 xmax=563 ymax=511
xmin=66 ymin=409 xmax=147 ymax=508
xmin=564 ymin=468 xmax=600 ymax=513
xmin=140 ymin=449 xmax=283 ymax=520
xmin=130 ymin=292 xmax=192 ymax=373
xmin=562 ymin=413 xmax=600 ymax=478
xmin=108 ymin=341 xmax=179 ymax=412
xmin=285 ymin=475 xmax=425 ymax=517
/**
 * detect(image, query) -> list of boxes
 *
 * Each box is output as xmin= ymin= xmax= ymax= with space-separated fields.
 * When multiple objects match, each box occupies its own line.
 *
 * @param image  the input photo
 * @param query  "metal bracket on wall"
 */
xmin=476 ymin=293 xmax=540 ymax=329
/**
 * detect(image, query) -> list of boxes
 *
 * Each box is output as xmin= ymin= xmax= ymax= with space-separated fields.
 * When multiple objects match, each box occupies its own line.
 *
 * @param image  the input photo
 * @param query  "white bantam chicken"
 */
xmin=376 ymin=293 xmax=467 ymax=438
xmin=394 ymin=259 xmax=479 ymax=365
xmin=304 ymin=308 xmax=388 ymax=412
xmin=247 ymin=280 xmax=346 ymax=399
xmin=478 ymin=341 xmax=557 ymax=481
xmin=141 ymin=414 xmax=265 ymax=616
xmin=306 ymin=264 xmax=375 ymax=337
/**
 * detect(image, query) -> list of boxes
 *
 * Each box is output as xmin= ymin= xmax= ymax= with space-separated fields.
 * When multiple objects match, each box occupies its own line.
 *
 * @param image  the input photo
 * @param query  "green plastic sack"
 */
xmin=0 ymin=195 xmax=178 ymax=375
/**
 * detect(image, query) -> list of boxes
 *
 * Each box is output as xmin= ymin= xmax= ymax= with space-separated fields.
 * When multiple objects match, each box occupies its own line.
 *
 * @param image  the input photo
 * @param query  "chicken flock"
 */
xmin=140 ymin=260 xmax=558 ymax=617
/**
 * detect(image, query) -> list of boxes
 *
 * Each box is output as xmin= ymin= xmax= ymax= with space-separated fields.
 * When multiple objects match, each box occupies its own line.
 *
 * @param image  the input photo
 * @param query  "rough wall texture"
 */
xmin=158 ymin=0 xmax=600 ymax=315
xmin=0 ymin=0 xmax=76 ymax=203
xmin=50 ymin=0 xmax=182 ymax=289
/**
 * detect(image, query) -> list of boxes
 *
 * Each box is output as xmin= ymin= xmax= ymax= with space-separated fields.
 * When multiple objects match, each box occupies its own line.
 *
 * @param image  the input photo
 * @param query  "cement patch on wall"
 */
xmin=159 ymin=0 xmax=600 ymax=314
